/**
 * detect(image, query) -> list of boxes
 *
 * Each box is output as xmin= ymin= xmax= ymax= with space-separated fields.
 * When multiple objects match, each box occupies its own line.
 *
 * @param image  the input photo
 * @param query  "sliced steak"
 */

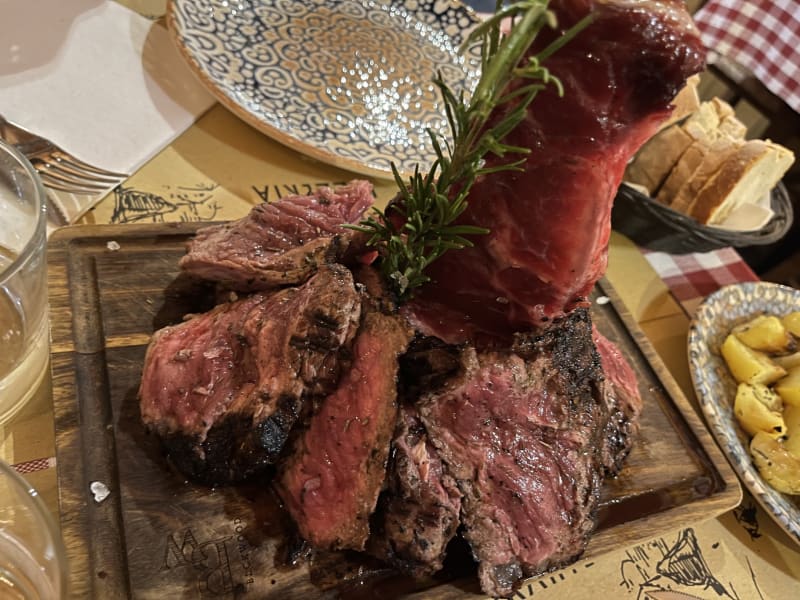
xmin=419 ymin=309 xmax=608 ymax=597
xmin=276 ymin=306 xmax=413 ymax=551
xmin=594 ymin=327 xmax=643 ymax=474
xmin=179 ymin=180 xmax=374 ymax=291
xmin=139 ymin=264 xmax=361 ymax=484
xmin=369 ymin=406 xmax=462 ymax=576
xmin=406 ymin=0 xmax=705 ymax=343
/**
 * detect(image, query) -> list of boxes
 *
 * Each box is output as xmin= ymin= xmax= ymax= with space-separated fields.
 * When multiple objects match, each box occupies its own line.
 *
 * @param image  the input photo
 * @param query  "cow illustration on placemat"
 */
xmin=110 ymin=184 xmax=220 ymax=223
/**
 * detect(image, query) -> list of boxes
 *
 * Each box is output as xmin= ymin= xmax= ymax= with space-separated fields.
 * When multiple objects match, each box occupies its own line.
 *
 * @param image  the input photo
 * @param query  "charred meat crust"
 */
xmin=416 ymin=309 xmax=611 ymax=597
xmin=368 ymin=406 xmax=463 ymax=576
xmin=156 ymin=395 xmax=302 ymax=485
xmin=179 ymin=181 xmax=374 ymax=291
xmin=276 ymin=302 xmax=413 ymax=551
xmin=139 ymin=264 xmax=361 ymax=485
xmin=594 ymin=327 xmax=644 ymax=474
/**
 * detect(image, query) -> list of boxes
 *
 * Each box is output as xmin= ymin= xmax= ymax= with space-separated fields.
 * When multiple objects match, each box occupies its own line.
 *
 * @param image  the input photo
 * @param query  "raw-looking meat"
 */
xmin=276 ymin=308 xmax=413 ymax=550
xmin=407 ymin=0 xmax=705 ymax=344
xmin=419 ymin=309 xmax=609 ymax=597
xmin=139 ymin=264 xmax=361 ymax=484
xmin=179 ymin=180 xmax=374 ymax=291
xmin=368 ymin=406 xmax=463 ymax=576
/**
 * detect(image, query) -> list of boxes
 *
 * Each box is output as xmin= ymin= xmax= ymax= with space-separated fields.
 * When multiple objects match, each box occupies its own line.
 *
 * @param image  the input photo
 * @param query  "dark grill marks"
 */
xmin=275 ymin=303 xmax=413 ymax=551
xmin=138 ymin=264 xmax=361 ymax=485
xmin=416 ymin=311 xmax=611 ymax=597
xmin=179 ymin=181 xmax=374 ymax=291
xmin=141 ymin=198 xmax=644 ymax=595
xmin=368 ymin=406 xmax=463 ymax=576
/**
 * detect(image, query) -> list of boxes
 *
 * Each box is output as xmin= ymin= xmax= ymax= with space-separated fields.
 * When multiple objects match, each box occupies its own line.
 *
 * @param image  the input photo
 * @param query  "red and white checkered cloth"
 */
xmin=12 ymin=456 xmax=56 ymax=475
xmin=693 ymin=0 xmax=800 ymax=114
xmin=642 ymin=247 xmax=759 ymax=312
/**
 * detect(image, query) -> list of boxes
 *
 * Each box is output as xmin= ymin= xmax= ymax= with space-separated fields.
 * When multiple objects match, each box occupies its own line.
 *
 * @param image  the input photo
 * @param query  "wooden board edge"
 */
xmin=52 ymin=358 xmax=135 ymax=599
xmin=48 ymin=221 xmax=210 ymax=245
xmin=597 ymin=277 xmax=743 ymax=507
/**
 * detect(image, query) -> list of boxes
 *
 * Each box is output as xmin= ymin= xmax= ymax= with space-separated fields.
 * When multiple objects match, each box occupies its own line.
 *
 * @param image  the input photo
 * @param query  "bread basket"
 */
xmin=611 ymin=181 xmax=794 ymax=254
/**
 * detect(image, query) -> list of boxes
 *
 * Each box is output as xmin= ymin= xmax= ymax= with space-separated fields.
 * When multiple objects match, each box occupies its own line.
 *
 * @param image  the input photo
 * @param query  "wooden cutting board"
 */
xmin=47 ymin=223 xmax=741 ymax=599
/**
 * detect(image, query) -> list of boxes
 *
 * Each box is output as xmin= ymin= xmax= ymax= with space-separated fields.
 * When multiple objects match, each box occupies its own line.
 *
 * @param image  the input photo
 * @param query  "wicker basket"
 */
xmin=611 ymin=181 xmax=794 ymax=254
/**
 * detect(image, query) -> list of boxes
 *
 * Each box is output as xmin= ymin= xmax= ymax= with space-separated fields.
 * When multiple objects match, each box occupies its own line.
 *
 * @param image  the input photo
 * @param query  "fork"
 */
xmin=0 ymin=114 xmax=129 ymax=196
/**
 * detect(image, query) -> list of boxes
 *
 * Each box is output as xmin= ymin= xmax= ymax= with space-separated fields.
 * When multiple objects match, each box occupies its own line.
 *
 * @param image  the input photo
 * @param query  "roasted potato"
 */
xmin=783 ymin=311 xmax=800 ymax=338
xmin=750 ymin=431 xmax=800 ymax=495
xmin=720 ymin=310 xmax=800 ymax=495
xmin=783 ymin=404 xmax=800 ymax=459
xmin=774 ymin=351 xmax=800 ymax=371
xmin=721 ymin=334 xmax=787 ymax=385
xmin=775 ymin=366 xmax=800 ymax=407
xmin=733 ymin=314 xmax=795 ymax=353
xmin=733 ymin=382 xmax=785 ymax=438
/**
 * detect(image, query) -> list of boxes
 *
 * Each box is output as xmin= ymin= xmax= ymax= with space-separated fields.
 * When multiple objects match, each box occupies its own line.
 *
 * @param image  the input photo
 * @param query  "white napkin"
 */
xmin=0 ymin=0 xmax=215 ymax=225
xmin=714 ymin=190 xmax=775 ymax=232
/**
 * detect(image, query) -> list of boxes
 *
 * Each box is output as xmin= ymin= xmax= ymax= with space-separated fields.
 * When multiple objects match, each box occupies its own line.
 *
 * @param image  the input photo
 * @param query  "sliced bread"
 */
xmin=661 ymin=134 xmax=740 ymax=212
xmin=718 ymin=114 xmax=748 ymax=139
xmin=688 ymin=140 xmax=795 ymax=225
xmin=625 ymin=124 xmax=694 ymax=194
xmin=681 ymin=101 xmax=722 ymax=140
xmin=657 ymin=75 xmax=701 ymax=132
xmin=710 ymin=97 xmax=736 ymax=120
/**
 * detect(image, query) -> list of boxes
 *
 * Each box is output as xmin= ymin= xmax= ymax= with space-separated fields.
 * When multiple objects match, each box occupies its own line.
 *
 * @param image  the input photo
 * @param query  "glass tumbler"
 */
xmin=0 ymin=459 xmax=67 ymax=598
xmin=0 ymin=139 xmax=49 ymax=423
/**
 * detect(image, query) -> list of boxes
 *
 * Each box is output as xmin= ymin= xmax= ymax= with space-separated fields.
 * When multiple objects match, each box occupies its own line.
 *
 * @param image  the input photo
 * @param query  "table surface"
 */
xmin=2 ymin=1 xmax=799 ymax=599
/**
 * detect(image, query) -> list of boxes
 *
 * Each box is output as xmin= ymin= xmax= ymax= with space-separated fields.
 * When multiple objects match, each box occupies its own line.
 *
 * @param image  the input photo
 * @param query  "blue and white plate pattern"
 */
xmin=167 ymin=0 xmax=482 ymax=178
xmin=688 ymin=281 xmax=800 ymax=546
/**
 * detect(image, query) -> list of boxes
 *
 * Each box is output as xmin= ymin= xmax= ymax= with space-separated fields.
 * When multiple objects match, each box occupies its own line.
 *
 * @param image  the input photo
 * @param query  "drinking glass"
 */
xmin=0 ymin=139 xmax=49 ymax=423
xmin=0 ymin=459 xmax=67 ymax=598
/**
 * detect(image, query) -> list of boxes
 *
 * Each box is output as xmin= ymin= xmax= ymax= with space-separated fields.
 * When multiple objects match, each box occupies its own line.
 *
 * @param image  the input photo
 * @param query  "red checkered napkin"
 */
xmin=694 ymin=0 xmax=800 ymax=113
xmin=642 ymin=247 xmax=759 ymax=310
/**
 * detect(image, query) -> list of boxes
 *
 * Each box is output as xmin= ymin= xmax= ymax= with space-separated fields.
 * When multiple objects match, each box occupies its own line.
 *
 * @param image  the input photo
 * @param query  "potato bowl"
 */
xmin=689 ymin=281 xmax=800 ymax=545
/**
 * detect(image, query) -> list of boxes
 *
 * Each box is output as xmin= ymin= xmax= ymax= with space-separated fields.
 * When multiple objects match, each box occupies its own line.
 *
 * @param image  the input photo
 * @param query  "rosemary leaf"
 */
xmin=349 ymin=1 xmax=590 ymax=301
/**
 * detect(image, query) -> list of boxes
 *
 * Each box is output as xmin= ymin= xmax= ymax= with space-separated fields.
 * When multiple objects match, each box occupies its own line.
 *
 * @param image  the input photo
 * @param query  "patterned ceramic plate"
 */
xmin=688 ymin=282 xmax=800 ymax=546
xmin=167 ymin=0 xmax=482 ymax=179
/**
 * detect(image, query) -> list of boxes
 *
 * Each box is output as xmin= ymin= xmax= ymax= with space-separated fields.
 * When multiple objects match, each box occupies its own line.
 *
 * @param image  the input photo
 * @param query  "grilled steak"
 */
xmin=276 ymin=303 xmax=413 ymax=550
xmin=369 ymin=405 xmax=463 ymax=576
xmin=406 ymin=0 xmax=705 ymax=343
xmin=139 ymin=264 xmax=361 ymax=484
xmin=135 ymin=0 xmax=701 ymax=595
xmin=419 ymin=309 xmax=609 ymax=597
xmin=179 ymin=180 xmax=374 ymax=291
xmin=594 ymin=327 xmax=643 ymax=474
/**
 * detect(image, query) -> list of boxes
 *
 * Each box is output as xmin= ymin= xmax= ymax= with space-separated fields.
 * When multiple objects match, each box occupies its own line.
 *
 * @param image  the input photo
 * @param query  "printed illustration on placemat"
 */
xmin=110 ymin=185 xmax=220 ymax=223
xmin=620 ymin=528 xmax=743 ymax=600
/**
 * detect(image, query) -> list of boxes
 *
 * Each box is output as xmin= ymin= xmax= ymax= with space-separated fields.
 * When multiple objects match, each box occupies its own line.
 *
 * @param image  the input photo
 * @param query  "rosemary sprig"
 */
xmin=350 ymin=1 xmax=591 ymax=301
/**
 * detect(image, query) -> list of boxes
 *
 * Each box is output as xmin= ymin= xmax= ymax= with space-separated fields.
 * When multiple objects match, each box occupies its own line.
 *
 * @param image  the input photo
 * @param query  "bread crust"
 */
xmin=689 ymin=140 xmax=794 ymax=224
xmin=664 ymin=135 xmax=739 ymax=212
xmin=625 ymin=125 xmax=693 ymax=194
xmin=625 ymin=96 xmax=793 ymax=228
